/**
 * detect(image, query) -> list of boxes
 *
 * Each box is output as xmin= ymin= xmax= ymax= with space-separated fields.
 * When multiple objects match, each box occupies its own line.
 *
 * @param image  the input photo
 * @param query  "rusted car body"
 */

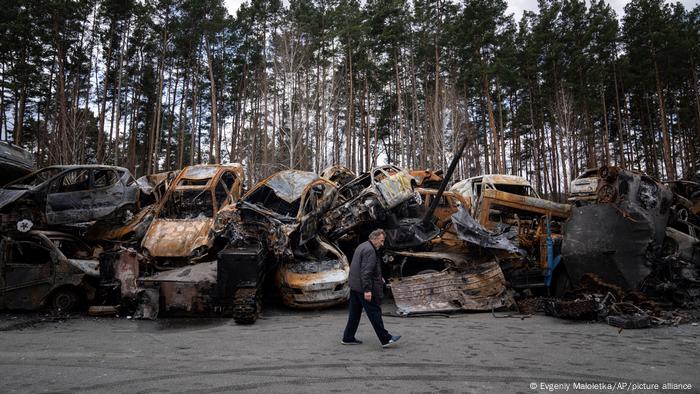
xmin=0 ymin=231 xmax=99 ymax=311
xmin=140 ymin=164 xmax=244 ymax=267
xmin=320 ymin=165 xmax=356 ymax=188
xmin=415 ymin=188 xmax=469 ymax=228
xmin=236 ymin=170 xmax=349 ymax=308
xmin=0 ymin=165 xmax=140 ymax=232
xmin=410 ymin=170 xmax=444 ymax=189
xmin=0 ymin=141 xmax=34 ymax=186
xmin=321 ymin=165 xmax=417 ymax=241
xmin=276 ymin=238 xmax=349 ymax=308
xmin=449 ymin=174 xmax=571 ymax=291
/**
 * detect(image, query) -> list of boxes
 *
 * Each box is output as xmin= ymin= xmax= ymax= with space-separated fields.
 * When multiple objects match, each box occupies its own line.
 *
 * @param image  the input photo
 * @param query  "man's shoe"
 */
xmin=341 ymin=338 xmax=363 ymax=345
xmin=382 ymin=335 xmax=401 ymax=348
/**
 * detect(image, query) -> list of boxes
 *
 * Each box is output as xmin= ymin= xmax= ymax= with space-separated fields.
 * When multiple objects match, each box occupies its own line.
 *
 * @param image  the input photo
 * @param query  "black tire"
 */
xmin=51 ymin=288 xmax=80 ymax=312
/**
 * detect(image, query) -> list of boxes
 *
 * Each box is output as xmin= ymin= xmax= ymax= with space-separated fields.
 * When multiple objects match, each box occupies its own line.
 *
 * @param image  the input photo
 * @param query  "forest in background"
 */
xmin=0 ymin=0 xmax=698 ymax=199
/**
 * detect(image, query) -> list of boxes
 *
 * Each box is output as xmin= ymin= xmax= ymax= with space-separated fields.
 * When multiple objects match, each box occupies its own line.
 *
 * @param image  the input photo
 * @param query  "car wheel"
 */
xmin=52 ymin=288 xmax=80 ymax=312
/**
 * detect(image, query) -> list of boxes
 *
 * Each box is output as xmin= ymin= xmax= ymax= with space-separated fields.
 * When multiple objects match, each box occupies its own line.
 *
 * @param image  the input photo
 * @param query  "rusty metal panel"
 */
xmin=114 ymin=249 xmax=139 ymax=299
xmin=480 ymin=189 xmax=571 ymax=219
xmin=139 ymin=262 xmax=217 ymax=315
xmin=389 ymin=260 xmax=514 ymax=315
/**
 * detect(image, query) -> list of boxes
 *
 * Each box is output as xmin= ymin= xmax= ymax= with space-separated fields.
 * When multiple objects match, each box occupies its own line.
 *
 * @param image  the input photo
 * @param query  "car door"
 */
xmin=2 ymin=240 xmax=54 ymax=309
xmin=46 ymin=168 xmax=94 ymax=224
xmin=91 ymin=168 xmax=125 ymax=219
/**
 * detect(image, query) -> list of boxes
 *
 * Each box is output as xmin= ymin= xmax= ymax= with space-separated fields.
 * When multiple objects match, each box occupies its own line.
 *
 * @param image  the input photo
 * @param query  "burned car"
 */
xmin=235 ymin=170 xmax=349 ymax=309
xmin=567 ymin=168 xmax=601 ymax=205
xmin=321 ymin=165 xmax=418 ymax=242
xmin=0 ymin=231 xmax=100 ymax=311
xmin=85 ymin=170 xmax=180 ymax=243
xmin=0 ymin=141 xmax=34 ymax=186
xmin=0 ymin=165 xmax=140 ymax=232
xmin=450 ymin=174 xmax=545 ymax=222
xmin=140 ymin=164 xmax=244 ymax=268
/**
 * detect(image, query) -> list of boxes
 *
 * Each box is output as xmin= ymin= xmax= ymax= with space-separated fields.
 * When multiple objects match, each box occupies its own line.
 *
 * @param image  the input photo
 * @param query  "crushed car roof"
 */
xmin=246 ymin=170 xmax=321 ymax=203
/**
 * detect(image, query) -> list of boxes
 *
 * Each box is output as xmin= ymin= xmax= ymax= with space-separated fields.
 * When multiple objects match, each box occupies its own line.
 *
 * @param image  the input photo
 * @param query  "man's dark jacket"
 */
xmin=348 ymin=240 xmax=383 ymax=300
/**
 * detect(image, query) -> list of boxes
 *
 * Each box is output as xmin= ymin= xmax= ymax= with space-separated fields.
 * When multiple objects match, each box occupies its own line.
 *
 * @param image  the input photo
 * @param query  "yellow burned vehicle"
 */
xmin=449 ymin=174 xmax=571 ymax=293
xmin=236 ymin=170 xmax=349 ymax=309
xmin=140 ymin=164 xmax=244 ymax=268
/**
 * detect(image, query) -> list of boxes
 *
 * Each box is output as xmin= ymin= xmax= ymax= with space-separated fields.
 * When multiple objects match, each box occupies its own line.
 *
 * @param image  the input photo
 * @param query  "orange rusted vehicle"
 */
xmin=140 ymin=164 xmax=244 ymax=268
xmin=449 ymin=174 xmax=570 ymax=291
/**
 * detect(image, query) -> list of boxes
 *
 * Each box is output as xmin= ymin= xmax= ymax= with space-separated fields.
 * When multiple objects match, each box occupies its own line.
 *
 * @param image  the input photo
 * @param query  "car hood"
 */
xmin=141 ymin=218 xmax=213 ymax=258
xmin=0 ymin=188 xmax=30 ymax=210
xmin=67 ymin=259 xmax=100 ymax=277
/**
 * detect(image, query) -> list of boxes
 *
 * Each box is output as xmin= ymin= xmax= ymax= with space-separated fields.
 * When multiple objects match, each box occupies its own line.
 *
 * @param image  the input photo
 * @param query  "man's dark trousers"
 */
xmin=342 ymin=290 xmax=391 ymax=344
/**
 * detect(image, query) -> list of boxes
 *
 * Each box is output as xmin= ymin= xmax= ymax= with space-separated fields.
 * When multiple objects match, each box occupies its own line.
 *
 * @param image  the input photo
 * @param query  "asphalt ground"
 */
xmin=0 ymin=300 xmax=698 ymax=394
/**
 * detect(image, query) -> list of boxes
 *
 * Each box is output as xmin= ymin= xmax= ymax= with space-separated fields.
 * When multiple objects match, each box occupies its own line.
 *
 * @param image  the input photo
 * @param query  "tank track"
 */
xmin=232 ymin=288 xmax=259 ymax=324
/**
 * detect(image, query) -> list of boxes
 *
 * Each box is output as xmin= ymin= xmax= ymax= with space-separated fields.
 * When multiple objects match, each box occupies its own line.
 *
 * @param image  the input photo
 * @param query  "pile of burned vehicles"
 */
xmin=1 ymin=145 xmax=698 ymax=326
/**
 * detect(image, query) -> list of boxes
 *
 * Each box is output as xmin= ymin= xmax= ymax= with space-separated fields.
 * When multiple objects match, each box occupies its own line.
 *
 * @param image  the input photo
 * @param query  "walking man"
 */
xmin=341 ymin=229 xmax=401 ymax=348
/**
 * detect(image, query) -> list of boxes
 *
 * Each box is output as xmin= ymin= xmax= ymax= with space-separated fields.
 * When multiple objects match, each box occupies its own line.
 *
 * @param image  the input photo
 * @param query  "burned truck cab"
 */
xmin=448 ymin=174 xmax=570 ymax=292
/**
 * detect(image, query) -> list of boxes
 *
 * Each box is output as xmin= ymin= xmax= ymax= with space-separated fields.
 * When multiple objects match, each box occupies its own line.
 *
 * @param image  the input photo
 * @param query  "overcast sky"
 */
xmin=224 ymin=0 xmax=696 ymax=21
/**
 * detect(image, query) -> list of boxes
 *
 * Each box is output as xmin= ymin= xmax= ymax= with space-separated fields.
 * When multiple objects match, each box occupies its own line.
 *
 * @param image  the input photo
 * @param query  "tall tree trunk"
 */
xmin=481 ymin=67 xmax=499 ymax=173
xmin=14 ymin=84 xmax=26 ymax=146
xmin=205 ymin=38 xmax=219 ymax=164
xmin=53 ymin=16 xmax=69 ymax=164
xmin=612 ymin=56 xmax=626 ymax=168
xmin=165 ymin=67 xmax=180 ymax=170
xmin=345 ymin=48 xmax=353 ymax=168
xmin=601 ymin=88 xmax=610 ymax=165
xmin=653 ymin=55 xmax=674 ymax=180
xmin=113 ymin=19 xmax=129 ymax=165
xmin=97 ymin=21 xmax=115 ymax=163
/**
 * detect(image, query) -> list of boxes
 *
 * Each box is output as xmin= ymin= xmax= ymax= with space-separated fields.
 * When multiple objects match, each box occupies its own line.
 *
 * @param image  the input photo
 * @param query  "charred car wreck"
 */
xmin=0 ymin=231 xmax=99 ymax=311
xmin=321 ymin=165 xmax=418 ymax=242
xmin=233 ymin=170 xmax=349 ymax=310
xmin=0 ymin=165 xmax=141 ymax=233
xmin=448 ymin=174 xmax=571 ymax=293
xmin=140 ymin=164 xmax=244 ymax=268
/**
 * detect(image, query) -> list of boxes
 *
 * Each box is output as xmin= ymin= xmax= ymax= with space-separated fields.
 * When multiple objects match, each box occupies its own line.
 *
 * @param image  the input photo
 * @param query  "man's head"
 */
xmin=368 ymin=229 xmax=386 ymax=248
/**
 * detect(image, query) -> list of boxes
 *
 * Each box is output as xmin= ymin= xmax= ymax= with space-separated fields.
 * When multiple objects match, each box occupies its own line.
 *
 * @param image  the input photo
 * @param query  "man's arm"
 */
xmin=360 ymin=246 xmax=376 ymax=301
